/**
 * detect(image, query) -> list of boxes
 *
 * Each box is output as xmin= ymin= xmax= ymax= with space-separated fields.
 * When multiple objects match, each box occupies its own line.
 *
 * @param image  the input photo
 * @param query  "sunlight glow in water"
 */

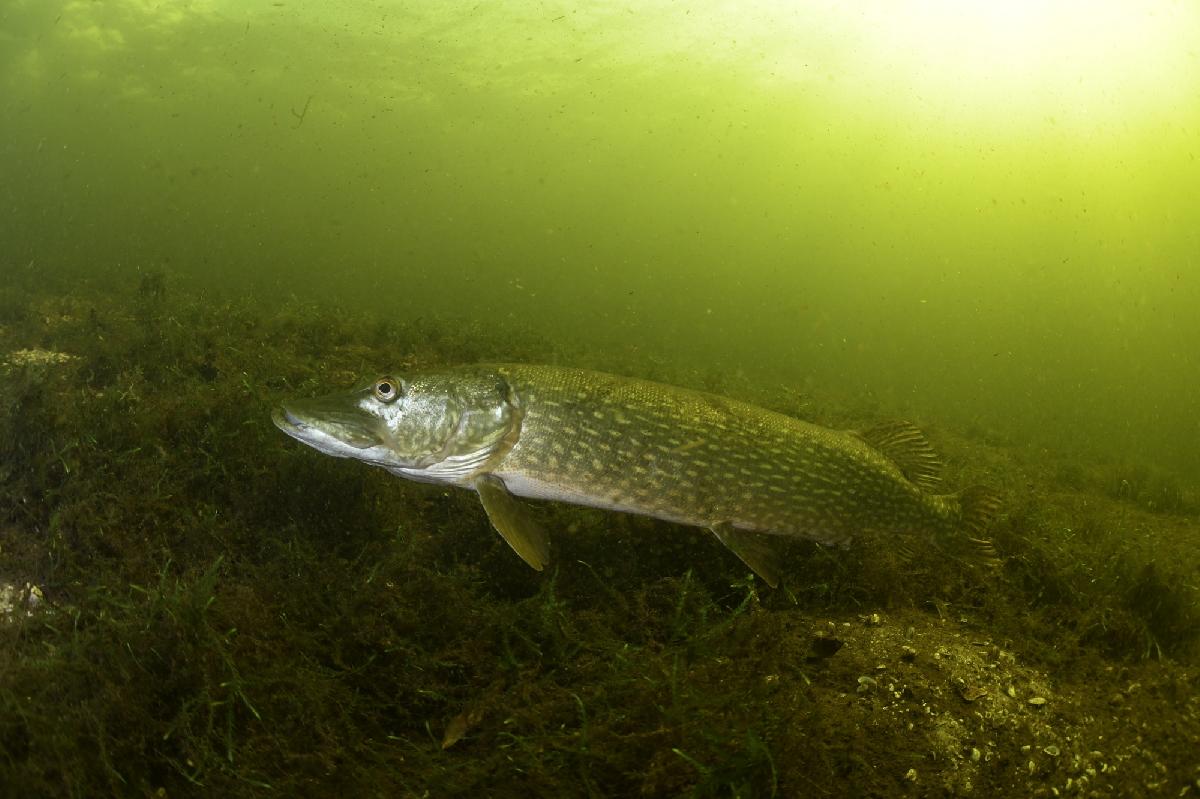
xmin=832 ymin=0 xmax=1196 ymax=125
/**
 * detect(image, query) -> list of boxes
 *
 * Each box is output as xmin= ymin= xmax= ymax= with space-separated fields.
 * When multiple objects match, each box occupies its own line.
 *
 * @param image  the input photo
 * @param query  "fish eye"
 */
xmin=372 ymin=376 xmax=402 ymax=403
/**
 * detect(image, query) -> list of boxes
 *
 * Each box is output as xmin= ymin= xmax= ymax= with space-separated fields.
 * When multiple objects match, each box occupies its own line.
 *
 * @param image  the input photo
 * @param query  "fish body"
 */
xmin=273 ymin=364 xmax=999 ymax=585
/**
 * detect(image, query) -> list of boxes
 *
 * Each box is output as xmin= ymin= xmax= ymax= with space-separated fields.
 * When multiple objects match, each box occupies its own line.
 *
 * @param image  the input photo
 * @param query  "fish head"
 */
xmin=273 ymin=368 xmax=520 ymax=484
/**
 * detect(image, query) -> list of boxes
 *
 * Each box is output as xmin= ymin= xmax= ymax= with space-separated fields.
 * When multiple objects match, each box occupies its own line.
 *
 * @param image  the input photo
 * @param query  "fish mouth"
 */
xmin=272 ymin=406 xmax=304 ymax=431
xmin=272 ymin=400 xmax=387 ymax=451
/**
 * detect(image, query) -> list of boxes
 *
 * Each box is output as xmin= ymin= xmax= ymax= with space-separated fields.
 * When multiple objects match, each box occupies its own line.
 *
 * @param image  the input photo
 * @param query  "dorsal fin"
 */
xmin=858 ymin=421 xmax=942 ymax=491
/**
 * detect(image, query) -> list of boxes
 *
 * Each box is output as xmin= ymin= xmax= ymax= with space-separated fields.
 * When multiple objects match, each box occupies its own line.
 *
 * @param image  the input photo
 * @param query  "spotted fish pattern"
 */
xmin=274 ymin=363 xmax=1001 ymax=585
xmin=493 ymin=365 xmax=983 ymax=548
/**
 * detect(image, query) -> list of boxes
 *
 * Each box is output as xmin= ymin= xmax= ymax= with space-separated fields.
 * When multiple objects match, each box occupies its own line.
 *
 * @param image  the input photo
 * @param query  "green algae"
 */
xmin=0 ymin=272 xmax=1197 ymax=797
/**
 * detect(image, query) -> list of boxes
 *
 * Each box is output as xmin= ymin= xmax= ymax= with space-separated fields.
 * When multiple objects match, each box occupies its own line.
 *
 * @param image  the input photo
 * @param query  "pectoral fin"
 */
xmin=474 ymin=474 xmax=550 ymax=571
xmin=710 ymin=522 xmax=781 ymax=588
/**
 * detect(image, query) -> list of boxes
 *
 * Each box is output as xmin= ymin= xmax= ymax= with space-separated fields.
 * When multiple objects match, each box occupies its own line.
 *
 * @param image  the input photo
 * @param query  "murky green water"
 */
xmin=2 ymin=4 xmax=1200 ymax=794
xmin=4 ymin=0 xmax=1198 ymax=472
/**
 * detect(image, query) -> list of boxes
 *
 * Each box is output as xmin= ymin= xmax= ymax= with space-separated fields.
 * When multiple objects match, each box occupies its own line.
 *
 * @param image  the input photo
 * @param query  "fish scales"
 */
xmin=273 ymin=363 xmax=1001 ymax=586
xmin=494 ymin=364 xmax=933 ymax=546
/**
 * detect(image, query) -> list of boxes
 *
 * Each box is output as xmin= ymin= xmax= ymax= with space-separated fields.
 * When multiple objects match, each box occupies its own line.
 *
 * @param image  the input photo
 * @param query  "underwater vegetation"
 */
xmin=1102 ymin=462 xmax=1193 ymax=516
xmin=0 ymin=269 xmax=1198 ymax=797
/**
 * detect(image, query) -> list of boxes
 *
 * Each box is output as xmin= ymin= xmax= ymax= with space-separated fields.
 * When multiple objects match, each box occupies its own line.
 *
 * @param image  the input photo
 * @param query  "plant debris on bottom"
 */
xmin=1 ymin=271 xmax=1197 ymax=797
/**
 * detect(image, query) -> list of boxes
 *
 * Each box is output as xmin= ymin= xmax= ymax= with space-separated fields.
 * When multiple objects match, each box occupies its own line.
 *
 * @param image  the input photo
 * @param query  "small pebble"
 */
xmin=961 ymin=685 xmax=988 ymax=702
xmin=1043 ymin=745 xmax=1060 ymax=757
xmin=1028 ymin=696 xmax=1047 ymax=707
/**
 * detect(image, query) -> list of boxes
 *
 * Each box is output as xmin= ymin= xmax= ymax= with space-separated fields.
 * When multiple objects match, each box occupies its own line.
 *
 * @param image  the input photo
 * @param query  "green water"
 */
xmin=2 ymin=0 xmax=1198 ymax=472
xmin=3 ymin=5 xmax=1200 ymax=794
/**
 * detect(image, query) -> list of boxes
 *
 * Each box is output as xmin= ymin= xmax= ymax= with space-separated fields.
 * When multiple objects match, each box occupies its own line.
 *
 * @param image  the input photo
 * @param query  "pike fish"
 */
xmin=272 ymin=364 xmax=1000 ymax=586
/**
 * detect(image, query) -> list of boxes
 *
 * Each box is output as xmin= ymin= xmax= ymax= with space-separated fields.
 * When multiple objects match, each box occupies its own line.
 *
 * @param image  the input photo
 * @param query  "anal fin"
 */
xmin=474 ymin=474 xmax=550 ymax=571
xmin=710 ymin=522 xmax=781 ymax=588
